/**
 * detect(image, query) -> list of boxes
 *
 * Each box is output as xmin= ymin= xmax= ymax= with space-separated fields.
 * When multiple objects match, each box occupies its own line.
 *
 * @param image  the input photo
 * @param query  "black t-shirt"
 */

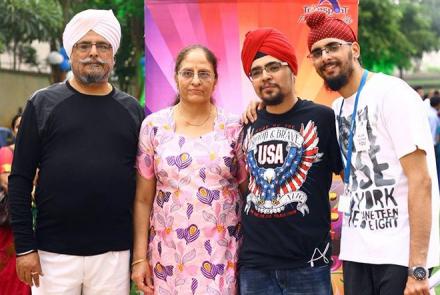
xmin=8 ymin=81 xmax=145 ymax=255
xmin=239 ymin=98 xmax=342 ymax=270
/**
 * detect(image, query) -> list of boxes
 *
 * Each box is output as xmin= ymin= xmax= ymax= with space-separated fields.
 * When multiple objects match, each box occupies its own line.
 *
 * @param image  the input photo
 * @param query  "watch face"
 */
xmin=413 ymin=267 xmax=427 ymax=280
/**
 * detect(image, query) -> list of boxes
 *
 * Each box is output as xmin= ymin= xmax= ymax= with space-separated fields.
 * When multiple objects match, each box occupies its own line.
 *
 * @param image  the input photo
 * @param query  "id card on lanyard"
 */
xmin=338 ymin=70 xmax=369 ymax=215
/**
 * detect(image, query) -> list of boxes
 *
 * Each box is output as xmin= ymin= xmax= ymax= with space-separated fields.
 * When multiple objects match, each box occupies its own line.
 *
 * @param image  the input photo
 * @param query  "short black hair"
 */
xmin=11 ymin=112 xmax=22 ymax=129
xmin=431 ymin=96 xmax=440 ymax=108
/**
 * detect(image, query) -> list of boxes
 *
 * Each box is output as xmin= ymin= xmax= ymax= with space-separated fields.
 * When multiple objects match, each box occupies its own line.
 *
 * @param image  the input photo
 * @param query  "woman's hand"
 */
xmin=241 ymin=100 xmax=264 ymax=124
xmin=131 ymin=260 xmax=154 ymax=294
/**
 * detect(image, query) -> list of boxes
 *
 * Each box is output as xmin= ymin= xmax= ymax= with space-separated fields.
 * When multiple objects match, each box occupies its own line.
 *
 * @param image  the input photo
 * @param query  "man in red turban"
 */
xmin=239 ymin=27 xmax=342 ymax=295
xmin=305 ymin=11 xmax=439 ymax=295
xmin=241 ymin=27 xmax=298 ymax=78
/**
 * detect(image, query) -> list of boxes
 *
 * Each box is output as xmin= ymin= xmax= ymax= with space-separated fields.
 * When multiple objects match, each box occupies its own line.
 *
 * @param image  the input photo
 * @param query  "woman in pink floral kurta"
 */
xmin=132 ymin=45 xmax=247 ymax=295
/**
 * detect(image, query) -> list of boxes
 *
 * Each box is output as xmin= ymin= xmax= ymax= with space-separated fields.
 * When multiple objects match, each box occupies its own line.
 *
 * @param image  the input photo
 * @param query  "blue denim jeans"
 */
xmin=239 ymin=265 xmax=330 ymax=295
xmin=436 ymin=144 xmax=440 ymax=188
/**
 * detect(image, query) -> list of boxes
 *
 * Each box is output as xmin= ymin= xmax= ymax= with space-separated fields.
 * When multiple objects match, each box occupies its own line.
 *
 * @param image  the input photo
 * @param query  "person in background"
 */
xmin=8 ymin=9 xmax=144 ymax=294
xmin=428 ymin=95 xmax=440 ymax=187
xmin=413 ymin=85 xmax=424 ymax=100
xmin=0 ymin=113 xmax=21 ymax=194
xmin=427 ymin=96 xmax=440 ymax=146
xmin=0 ymin=113 xmax=29 ymax=295
xmin=131 ymin=45 xmax=247 ymax=295
xmin=423 ymin=89 xmax=439 ymax=112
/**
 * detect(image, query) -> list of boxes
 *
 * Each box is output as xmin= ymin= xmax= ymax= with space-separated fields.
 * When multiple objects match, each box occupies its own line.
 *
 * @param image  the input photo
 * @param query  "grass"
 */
xmin=130 ymin=282 xmax=139 ymax=295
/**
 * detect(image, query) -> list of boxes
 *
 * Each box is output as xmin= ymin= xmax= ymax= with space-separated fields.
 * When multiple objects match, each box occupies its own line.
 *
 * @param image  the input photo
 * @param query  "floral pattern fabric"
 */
xmin=137 ymin=107 xmax=246 ymax=295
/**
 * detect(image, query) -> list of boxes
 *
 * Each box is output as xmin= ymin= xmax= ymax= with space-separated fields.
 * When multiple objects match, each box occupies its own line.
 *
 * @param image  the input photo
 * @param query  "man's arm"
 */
xmin=401 ymin=148 xmax=432 ymax=295
xmin=328 ymin=109 xmax=343 ymax=175
xmin=9 ymin=100 xmax=41 ymax=254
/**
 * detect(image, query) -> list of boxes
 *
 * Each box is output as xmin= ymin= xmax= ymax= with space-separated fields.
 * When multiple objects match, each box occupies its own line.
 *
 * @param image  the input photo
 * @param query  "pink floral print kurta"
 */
xmin=136 ymin=107 xmax=246 ymax=295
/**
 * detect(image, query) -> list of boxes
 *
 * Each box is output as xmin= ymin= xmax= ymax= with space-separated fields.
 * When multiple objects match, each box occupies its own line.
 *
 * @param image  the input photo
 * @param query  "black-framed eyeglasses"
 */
xmin=73 ymin=42 xmax=112 ymax=53
xmin=178 ymin=70 xmax=214 ymax=82
xmin=249 ymin=61 xmax=289 ymax=81
xmin=307 ymin=42 xmax=352 ymax=60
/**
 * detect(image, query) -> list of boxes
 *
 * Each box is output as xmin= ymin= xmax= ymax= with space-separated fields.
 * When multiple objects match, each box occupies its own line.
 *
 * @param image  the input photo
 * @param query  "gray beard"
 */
xmin=77 ymin=71 xmax=109 ymax=84
xmin=75 ymin=58 xmax=111 ymax=85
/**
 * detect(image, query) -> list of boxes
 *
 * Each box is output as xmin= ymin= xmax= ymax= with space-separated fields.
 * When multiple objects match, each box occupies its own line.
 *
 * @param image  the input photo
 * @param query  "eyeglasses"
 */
xmin=307 ymin=42 xmax=352 ymax=60
xmin=73 ymin=42 xmax=112 ymax=53
xmin=249 ymin=61 xmax=289 ymax=81
xmin=178 ymin=70 xmax=214 ymax=82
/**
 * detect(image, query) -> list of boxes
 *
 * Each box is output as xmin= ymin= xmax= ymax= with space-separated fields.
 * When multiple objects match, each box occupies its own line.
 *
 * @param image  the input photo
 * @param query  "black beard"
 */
xmin=321 ymin=55 xmax=354 ymax=91
xmin=261 ymin=91 xmax=284 ymax=106
xmin=324 ymin=72 xmax=350 ymax=91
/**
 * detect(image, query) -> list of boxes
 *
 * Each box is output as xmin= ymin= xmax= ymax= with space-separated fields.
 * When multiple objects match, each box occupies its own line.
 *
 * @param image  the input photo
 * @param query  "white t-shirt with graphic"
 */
xmin=332 ymin=73 xmax=440 ymax=268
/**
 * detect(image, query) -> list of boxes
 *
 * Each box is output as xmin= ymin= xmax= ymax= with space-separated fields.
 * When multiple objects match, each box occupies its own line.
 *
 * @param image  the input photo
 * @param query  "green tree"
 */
xmin=0 ymin=0 xmax=143 ymax=97
xmin=359 ymin=0 xmax=440 ymax=76
xmin=397 ymin=0 xmax=439 ymax=75
xmin=421 ymin=0 xmax=440 ymax=37
xmin=358 ymin=0 xmax=412 ymax=74
xmin=112 ymin=0 xmax=144 ymax=97
xmin=0 ymin=0 xmax=63 ymax=70
xmin=0 ymin=34 xmax=6 ymax=55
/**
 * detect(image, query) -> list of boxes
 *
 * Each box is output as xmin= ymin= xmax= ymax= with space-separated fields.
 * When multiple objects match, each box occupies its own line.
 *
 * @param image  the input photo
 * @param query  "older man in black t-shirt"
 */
xmin=8 ymin=9 xmax=144 ymax=295
xmin=239 ymin=27 xmax=342 ymax=295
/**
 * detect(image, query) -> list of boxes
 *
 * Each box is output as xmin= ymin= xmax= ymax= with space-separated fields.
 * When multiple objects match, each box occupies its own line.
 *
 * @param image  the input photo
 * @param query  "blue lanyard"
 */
xmin=339 ymin=70 xmax=369 ymax=185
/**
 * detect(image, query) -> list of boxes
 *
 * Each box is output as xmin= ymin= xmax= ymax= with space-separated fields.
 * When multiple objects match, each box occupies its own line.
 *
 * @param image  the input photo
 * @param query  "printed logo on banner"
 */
xmin=298 ymin=0 xmax=353 ymax=24
xmin=243 ymin=121 xmax=321 ymax=217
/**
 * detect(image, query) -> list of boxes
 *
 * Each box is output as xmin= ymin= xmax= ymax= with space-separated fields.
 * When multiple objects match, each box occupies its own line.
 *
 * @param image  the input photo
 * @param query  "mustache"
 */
xmin=260 ymin=82 xmax=279 ymax=91
xmin=78 ymin=57 xmax=108 ymax=65
xmin=320 ymin=60 xmax=340 ymax=72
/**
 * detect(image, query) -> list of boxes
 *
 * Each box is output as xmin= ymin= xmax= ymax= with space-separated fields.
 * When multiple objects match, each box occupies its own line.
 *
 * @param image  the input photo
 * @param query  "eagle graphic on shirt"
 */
xmin=243 ymin=121 xmax=321 ymax=216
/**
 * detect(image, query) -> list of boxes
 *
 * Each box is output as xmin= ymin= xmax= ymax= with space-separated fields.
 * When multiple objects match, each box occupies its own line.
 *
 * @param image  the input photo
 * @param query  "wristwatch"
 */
xmin=408 ymin=266 xmax=428 ymax=280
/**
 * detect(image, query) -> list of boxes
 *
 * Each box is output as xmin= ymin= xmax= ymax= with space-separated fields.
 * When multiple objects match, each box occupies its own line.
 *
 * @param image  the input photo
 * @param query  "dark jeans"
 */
xmin=343 ymin=261 xmax=408 ymax=295
xmin=239 ymin=265 xmax=331 ymax=295
xmin=436 ymin=144 xmax=440 ymax=188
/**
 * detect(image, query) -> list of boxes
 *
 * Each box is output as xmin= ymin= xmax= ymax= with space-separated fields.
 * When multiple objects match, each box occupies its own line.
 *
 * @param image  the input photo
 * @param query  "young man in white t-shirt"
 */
xmin=304 ymin=11 xmax=440 ymax=295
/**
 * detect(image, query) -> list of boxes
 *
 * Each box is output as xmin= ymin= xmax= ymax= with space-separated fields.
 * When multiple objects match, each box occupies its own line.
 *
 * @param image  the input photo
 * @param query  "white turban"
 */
xmin=63 ymin=9 xmax=121 ymax=57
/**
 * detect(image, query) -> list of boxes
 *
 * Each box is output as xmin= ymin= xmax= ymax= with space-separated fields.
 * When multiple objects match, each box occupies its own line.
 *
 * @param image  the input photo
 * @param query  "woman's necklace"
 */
xmin=177 ymin=104 xmax=213 ymax=127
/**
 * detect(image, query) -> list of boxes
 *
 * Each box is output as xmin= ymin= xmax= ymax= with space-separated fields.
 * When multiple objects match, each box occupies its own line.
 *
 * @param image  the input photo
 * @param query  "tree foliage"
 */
xmin=0 ymin=0 xmax=143 ymax=96
xmin=359 ymin=0 xmax=439 ymax=74
xmin=420 ymin=0 xmax=440 ymax=38
xmin=0 ymin=0 xmax=63 ymax=69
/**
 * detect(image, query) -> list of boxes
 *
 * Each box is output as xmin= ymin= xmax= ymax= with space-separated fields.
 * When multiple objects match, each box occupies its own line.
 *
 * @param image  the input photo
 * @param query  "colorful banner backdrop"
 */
xmin=145 ymin=0 xmax=358 ymax=115
xmin=145 ymin=1 xmax=358 ymax=293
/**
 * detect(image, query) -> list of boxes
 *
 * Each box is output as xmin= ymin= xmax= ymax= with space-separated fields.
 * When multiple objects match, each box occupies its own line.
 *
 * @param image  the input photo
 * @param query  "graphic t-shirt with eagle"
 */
xmin=239 ymin=98 xmax=342 ymax=270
